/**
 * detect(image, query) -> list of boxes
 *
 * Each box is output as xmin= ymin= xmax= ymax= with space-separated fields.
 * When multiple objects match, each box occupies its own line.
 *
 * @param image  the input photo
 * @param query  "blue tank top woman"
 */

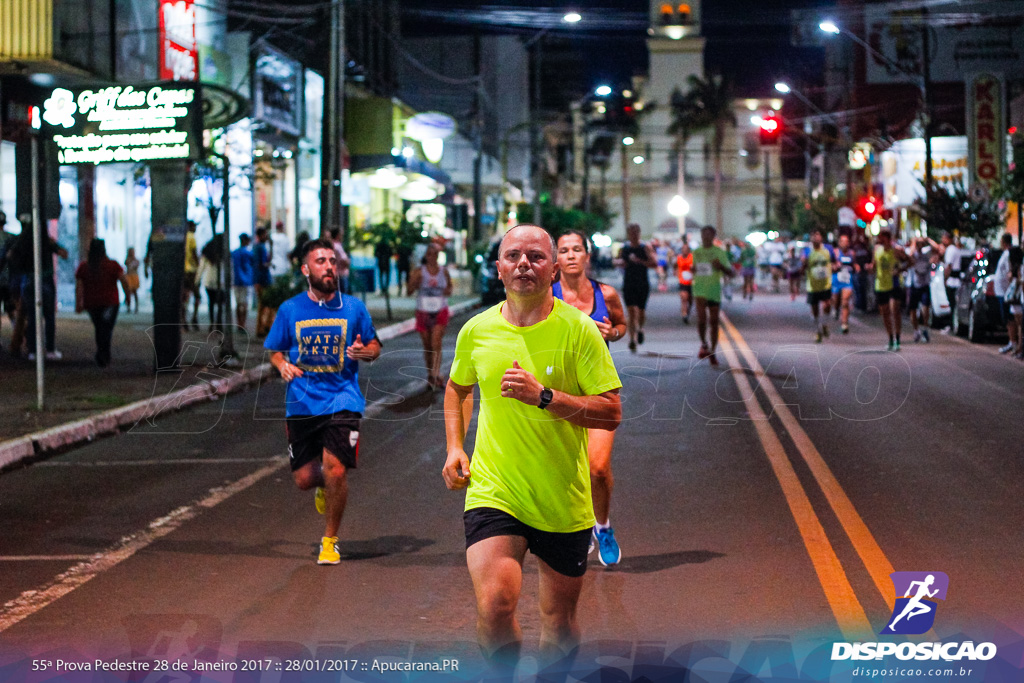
xmin=552 ymin=279 xmax=610 ymax=329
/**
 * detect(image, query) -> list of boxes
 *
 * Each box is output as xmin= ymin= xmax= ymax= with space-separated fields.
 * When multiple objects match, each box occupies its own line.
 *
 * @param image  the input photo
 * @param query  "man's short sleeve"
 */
xmin=264 ymin=301 xmax=291 ymax=352
xmin=355 ymin=301 xmax=379 ymax=345
xmin=574 ymin=319 xmax=621 ymax=396
xmin=449 ymin=322 xmax=477 ymax=386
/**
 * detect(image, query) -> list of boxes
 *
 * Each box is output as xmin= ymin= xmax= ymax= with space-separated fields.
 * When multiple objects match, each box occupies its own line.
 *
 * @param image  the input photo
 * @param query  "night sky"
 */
xmin=401 ymin=0 xmax=828 ymax=101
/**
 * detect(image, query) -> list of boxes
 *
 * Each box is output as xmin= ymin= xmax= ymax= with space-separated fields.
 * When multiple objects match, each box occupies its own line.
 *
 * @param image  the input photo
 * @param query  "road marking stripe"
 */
xmin=717 ymin=333 xmax=874 ymax=640
xmin=0 ymin=555 xmax=96 ymax=562
xmin=721 ymin=313 xmax=897 ymax=612
xmin=0 ymin=379 xmax=421 ymax=634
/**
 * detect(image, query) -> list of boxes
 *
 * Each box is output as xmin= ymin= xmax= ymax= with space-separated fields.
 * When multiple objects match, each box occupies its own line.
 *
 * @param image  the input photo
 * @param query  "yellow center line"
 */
xmin=717 ymin=332 xmax=874 ymax=641
xmin=720 ymin=313 xmax=897 ymax=613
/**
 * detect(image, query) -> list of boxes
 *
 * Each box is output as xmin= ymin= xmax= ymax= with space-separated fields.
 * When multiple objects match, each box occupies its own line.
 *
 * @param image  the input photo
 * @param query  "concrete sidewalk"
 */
xmin=0 ymin=292 xmax=478 ymax=468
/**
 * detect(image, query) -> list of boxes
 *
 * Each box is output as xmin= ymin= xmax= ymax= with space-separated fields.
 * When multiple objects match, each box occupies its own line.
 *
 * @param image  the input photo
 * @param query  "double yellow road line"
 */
xmin=716 ymin=313 xmax=896 ymax=641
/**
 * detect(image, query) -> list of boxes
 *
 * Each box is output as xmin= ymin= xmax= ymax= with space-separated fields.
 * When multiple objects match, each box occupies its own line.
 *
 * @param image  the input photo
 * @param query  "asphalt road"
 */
xmin=1 ymin=291 xmax=1021 ymax=682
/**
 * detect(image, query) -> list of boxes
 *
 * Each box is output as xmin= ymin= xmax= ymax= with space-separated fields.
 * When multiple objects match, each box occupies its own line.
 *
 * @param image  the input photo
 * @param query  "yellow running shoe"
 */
xmin=318 ymin=536 xmax=340 ymax=565
xmin=314 ymin=486 xmax=325 ymax=515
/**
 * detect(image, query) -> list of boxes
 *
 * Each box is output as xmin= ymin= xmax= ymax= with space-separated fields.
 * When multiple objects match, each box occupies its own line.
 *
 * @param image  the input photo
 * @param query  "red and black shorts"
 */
xmin=285 ymin=410 xmax=361 ymax=472
xmin=415 ymin=307 xmax=450 ymax=333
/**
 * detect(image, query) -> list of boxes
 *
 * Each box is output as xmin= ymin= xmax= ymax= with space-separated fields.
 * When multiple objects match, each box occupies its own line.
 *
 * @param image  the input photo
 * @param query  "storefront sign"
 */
xmin=968 ymin=73 xmax=1005 ymax=193
xmin=253 ymin=44 xmax=302 ymax=136
xmin=40 ymin=83 xmax=202 ymax=165
xmin=882 ymin=136 xmax=968 ymax=205
xmin=159 ymin=0 xmax=198 ymax=81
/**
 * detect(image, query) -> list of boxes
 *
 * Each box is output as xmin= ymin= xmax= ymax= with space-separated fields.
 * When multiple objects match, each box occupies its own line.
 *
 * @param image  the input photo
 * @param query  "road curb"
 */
xmin=0 ymin=299 xmax=480 ymax=472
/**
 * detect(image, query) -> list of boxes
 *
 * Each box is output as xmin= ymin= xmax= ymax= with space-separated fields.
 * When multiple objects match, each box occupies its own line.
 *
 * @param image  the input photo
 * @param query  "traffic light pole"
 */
xmin=764 ymin=150 xmax=771 ymax=230
xmin=621 ymin=139 xmax=631 ymax=226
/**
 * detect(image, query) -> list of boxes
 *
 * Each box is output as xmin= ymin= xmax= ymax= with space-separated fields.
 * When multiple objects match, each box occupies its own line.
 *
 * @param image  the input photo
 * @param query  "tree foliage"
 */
xmin=516 ymin=201 xmax=612 ymax=237
xmin=916 ymin=181 xmax=1004 ymax=241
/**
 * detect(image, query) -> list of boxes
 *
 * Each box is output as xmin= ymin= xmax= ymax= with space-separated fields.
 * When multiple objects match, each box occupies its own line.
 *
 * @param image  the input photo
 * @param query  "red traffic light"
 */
xmin=759 ymin=113 xmax=782 ymax=145
xmin=855 ymin=195 xmax=881 ymax=221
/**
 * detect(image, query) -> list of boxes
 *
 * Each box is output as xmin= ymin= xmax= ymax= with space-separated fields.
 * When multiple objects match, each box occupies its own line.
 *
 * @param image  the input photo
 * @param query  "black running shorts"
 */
xmin=806 ymin=290 xmax=832 ymax=306
xmin=875 ymin=288 xmax=901 ymax=306
xmin=908 ymin=286 xmax=930 ymax=310
xmin=464 ymin=507 xmax=592 ymax=578
xmin=622 ymin=280 xmax=650 ymax=309
xmin=285 ymin=410 xmax=361 ymax=472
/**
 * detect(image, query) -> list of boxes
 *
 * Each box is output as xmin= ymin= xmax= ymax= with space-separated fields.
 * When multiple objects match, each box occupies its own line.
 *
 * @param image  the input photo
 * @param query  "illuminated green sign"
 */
xmin=40 ymin=82 xmax=202 ymax=165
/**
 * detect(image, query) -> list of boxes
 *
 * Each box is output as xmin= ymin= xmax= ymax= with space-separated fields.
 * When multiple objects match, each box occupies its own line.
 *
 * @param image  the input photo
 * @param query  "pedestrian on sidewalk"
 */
xmin=231 ymin=234 xmax=254 ymax=330
xmin=265 ymin=238 xmax=381 ymax=566
xmin=195 ymin=238 xmax=225 ymax=330
xmin=329 ymin=228 xmax=351 ymax=294
xmin=11 ymin=220 xmax=69 ymax=360
xmin=443 ymin=224 xmax=621 ymax=671
xmin=994 ymin=233 xmax=1016 ymax=354
xmin=254 ymin=227 xmax=274 ymax=337
xmin=408 ymin=242 xmax=452 ymax=389
xmin=553 ymin=229 xmax=628 ymax=567
xmin=123 ymin=247 xmax=141 ymax=313
xmin=75 ymin=238 xmax=129 ymax=368
xmin=269 ymin=221 xmax=291 ymax=278
xmin=1003 ymin=247 xmax=1022 ymax=357
xmin=182 ymin=220 xmax=200 ymax=331
xmin=0 ymin=210 xmax=17 ymax=345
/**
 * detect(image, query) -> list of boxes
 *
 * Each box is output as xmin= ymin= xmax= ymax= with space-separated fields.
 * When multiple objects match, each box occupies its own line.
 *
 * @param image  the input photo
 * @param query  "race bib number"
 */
xmin=419 ymin=296 xmax=445 ymax=313
xmin=812 ymin=265 xmax=830 ymax=281
xmin=681 ymin=269 xmax=693 ymax=282
xmin=837 ymin=271 xmax=852 ymax=284
xmin=695 ymin=262 xmax=713 ymax=277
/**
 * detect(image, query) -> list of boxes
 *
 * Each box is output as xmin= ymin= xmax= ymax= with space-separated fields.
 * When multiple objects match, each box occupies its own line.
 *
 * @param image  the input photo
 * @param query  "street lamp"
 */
xmin=819 ymin=18 xmax=933 ymax=189
xmin=774 ymin=82 xmax=791 ymax=94
xmin=668 ymin=194 xmax=690 ymax=234
xmin=622 ymin=136 xmax=634 ymax=146
xmin=595 ymin=85 xmax=612 ymax=97
xmin=563 ymin=11 xmax=582 ymax=23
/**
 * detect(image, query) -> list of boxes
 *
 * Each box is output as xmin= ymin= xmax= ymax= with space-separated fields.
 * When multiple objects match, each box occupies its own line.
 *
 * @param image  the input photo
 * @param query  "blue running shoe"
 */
xmin=594 ymin=527 xmax=621 ymax=567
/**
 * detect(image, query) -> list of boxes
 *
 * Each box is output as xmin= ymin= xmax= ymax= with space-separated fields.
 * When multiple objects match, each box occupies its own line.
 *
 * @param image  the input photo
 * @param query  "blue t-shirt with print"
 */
xmin=264 ymin=292 xmax=379 ymax=417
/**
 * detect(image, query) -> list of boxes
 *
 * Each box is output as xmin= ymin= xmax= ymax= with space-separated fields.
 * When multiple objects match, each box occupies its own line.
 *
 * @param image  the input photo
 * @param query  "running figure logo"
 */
xmin=881 ymin=571 xmax=949 ymax=634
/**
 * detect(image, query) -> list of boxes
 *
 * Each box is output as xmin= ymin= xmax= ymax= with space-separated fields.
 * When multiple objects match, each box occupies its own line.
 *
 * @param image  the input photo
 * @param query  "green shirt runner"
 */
xmin=691 ymin=246 xmax=732 ymax=302
xmin=806 ymin=246 xmax=834 ymax=293
xmin=874 ymin=246 xmax=897 ymax=292
xmin=449 ymin=298 xmax=622 ymax=533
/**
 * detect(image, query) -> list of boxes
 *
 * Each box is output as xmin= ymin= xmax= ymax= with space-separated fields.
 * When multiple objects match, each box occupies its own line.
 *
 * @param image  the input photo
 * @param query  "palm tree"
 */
xmin=679 ymin=74 xmax=736 ymax=232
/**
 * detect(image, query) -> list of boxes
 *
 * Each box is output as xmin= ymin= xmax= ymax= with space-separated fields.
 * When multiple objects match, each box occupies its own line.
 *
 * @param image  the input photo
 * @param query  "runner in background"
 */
xmin=802 ymin=229 xmax=835 ymax=343
xmin=691 ymin=226 xmax=733 ymax=366
xmin=553 ymin=230 xmax=628 ymax=567
xmin=676 ymin=241 xmax=694 ymax=324
xmin=739 ymin=240 xmax=757 ymax=301
xmin=831 ymin=234 xmax=857 ymax=334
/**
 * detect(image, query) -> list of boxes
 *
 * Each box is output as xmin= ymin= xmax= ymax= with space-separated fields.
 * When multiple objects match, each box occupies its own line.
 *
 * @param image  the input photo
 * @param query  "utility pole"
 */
xmin=764 ymin=150 xmax=772 ymax=229
xmin=321 ymin=0 xmax=345 ymax=239
xmin=921 ymin=9 xmax=934 ymax=192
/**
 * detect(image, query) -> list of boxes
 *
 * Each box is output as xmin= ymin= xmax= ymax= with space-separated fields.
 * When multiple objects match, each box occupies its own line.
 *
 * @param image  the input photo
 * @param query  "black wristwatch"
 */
xmin=538 ymin=387 xmax=554 ymax=410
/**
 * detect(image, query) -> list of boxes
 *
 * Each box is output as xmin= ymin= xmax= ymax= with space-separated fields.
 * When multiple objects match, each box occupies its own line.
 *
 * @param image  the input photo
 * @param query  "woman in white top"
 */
xmin=408 ymin=243 xmax=453 ymax=388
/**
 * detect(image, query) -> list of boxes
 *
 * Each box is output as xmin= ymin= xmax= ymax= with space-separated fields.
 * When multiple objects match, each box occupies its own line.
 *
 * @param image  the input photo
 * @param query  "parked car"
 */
xmin=478 ymin=240 xmax=505 ymax=305
xmin=952 ymin=247 xmax=1006 ymax=342
xmin=929 ymin=252 xmax=973 ymax=329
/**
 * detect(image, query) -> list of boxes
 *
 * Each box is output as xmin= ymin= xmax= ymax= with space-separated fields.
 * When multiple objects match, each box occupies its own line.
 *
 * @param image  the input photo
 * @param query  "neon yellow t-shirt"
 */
xmin=806 ymin=246 xmax=833 ymax=293
xmin=874 ymin=246 xmax=897 ymax=292
xmin=691 ymin=246 xmax=731 ymax=302
xmin=450 ymin=298 xmax=622 ymax=532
